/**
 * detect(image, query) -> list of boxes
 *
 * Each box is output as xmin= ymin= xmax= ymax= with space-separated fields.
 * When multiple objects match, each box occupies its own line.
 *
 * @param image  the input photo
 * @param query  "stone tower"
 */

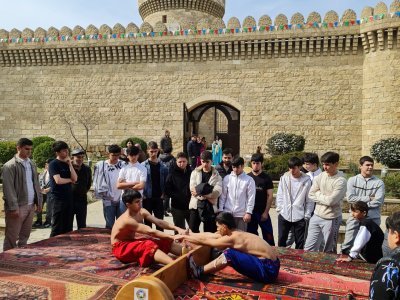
xmin=138 ymin=0 xmax=225 ymax=29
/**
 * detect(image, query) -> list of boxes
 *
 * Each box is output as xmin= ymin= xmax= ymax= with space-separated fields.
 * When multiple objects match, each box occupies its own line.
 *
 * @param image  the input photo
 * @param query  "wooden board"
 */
xmin=116 ymin=245 xmax=212 ymax=300
xmin=153 ymin=245 xmax=211 ymax=292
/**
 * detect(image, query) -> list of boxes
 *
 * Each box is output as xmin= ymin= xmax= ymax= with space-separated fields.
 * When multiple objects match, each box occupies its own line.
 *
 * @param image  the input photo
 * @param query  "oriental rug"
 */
xmin=174 ymin=247 xmax=374 ymax=300
xmin=0 ymin=228 xmax=375 ymax=299
xmin=0 ymin=228 xmax=155 ymax=300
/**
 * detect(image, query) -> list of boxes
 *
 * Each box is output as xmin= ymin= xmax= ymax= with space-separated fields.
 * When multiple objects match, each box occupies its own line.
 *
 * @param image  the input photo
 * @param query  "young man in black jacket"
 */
xmin=214 ymin=148 xmax=233 ymax=179
xmin=71 ymin=149 xmax=92 ymax=229
xmin=369 ymin=211 xmax=400 ymax=299
xmin=164 ymin=152 xmax=191 ymax=231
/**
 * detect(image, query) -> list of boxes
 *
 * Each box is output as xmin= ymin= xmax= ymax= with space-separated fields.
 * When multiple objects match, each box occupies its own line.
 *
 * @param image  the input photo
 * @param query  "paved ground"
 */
xmin=0 ymin=200 xmax=387 ymax=253
xmin=0 ymin=200 xmax=281 ymax=253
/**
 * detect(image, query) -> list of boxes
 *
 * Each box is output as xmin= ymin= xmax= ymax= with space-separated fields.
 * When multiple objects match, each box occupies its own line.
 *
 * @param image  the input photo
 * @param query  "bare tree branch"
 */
xmin=62 ymin=115 xmax=86 ymax=151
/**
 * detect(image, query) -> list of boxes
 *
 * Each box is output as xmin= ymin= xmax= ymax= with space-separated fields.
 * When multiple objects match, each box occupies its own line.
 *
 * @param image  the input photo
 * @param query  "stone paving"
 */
xmin=0 ymin=199 xmax=388 ymax=254
xmin=0 ymin=200 xmax=280 ymax=253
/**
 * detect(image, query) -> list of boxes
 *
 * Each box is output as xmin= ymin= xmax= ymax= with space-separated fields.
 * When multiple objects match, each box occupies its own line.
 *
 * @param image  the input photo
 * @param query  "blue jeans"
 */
xmin=103 ymin=201 xmax=126 ymax=229
xmin=247 ymin=212 xmax=275 ymax=246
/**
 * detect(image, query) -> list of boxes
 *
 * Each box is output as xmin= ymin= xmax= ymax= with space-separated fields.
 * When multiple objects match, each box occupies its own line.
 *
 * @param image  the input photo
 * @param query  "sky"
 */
xmin=0 ymin=0 xmax=393 ymax=31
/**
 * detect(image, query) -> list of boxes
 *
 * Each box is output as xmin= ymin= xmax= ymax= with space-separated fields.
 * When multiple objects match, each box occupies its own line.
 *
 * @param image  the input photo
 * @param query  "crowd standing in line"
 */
xmin=1 ymin=133 xmax=399 ymax=298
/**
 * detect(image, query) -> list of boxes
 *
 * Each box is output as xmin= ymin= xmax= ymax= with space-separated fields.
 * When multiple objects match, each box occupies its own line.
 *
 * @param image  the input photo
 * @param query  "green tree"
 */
xmin=266 ymin=133 xmax=305 ymax=156
xmin=370 ymin=137 xmax=400 ymax=168
xmin=32 ymin=141 xmax=56 ymax=168
xmin=0 ymin=141 xmax=16 ymax=164
xmin=263 ymin=151 xmax=306 ymax=180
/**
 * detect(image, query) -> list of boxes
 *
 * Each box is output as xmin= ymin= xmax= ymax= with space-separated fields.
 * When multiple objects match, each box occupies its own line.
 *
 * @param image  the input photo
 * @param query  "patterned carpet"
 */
xmin=0 ymin=228 xmax=375 ymax=299
xmin=0 ymin=228 xmax=155 ymax=299
xmin=174 ymin=248 xmax=374 ymax=300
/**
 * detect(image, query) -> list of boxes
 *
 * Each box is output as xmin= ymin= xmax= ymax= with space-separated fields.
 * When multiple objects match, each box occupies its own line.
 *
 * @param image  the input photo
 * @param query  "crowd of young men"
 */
xmin=1 ymin=136 xmax=398 ymax=298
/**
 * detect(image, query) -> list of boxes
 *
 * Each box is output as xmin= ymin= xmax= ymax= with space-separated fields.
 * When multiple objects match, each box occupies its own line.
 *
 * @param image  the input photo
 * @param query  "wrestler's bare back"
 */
xmin=225 ymin=230 xmax=277 ymax=260
xmin=111 ymin=209 xmax=146 ymax=244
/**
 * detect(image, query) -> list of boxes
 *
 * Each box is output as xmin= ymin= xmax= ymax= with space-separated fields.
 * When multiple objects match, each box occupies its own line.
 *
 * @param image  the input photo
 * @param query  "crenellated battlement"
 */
xmin=0 ymin=16 xmax=398 ymax=67
xmin=1 ymin=1 xmax=398 ymax=37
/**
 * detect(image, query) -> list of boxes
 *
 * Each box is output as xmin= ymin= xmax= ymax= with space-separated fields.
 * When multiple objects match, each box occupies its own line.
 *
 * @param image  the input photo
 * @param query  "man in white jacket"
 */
xmin=219 ymin=157 xmax=256 ymax=231
xmin=276 ymin=157 xmax=313 ymax=249
xmin=189 ymin=151 xmax=222 ymax=233
xmin=304 ymin=152 xmax=347 ymax=253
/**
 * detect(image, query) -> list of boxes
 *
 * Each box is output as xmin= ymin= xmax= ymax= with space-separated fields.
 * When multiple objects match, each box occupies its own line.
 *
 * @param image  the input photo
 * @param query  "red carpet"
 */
xmin=174 ymin=248 xmax=374 ymax=299
xmin=0 ymin=228 xmax=374 ymax=299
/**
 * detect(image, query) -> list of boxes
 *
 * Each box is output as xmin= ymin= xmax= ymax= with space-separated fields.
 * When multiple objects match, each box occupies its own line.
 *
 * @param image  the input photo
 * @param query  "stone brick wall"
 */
xmin=362 ymin=27 xmax=400 ymax=155
xmin=0 ymin=52 xmax=364 ymax=161
xmin=0 ymin=5 xmax=399 ymax=163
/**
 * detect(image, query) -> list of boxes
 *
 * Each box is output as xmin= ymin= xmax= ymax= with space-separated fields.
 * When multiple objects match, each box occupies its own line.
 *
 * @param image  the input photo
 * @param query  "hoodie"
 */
xmin=276 ymin=171 xmax=313 ymax=222
xmin=346 ymin=174 xmax=385 ymax=220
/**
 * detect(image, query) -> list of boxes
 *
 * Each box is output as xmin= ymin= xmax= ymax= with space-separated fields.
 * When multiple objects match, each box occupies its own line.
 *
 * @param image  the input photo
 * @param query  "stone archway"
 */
xmin=183 ymin=100 xmax=241 ymax=156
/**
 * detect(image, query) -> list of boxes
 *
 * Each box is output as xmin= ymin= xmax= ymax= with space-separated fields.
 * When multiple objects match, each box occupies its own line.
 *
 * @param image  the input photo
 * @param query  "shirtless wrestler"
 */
xmin=111 ymin=190 xmax=187 ymax=267
xmin=177 ymin=212 xmax=280 ymax=283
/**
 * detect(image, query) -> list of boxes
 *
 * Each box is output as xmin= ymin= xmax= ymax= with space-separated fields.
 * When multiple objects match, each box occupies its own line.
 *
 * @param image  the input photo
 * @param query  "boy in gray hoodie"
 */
xmin=304 ymin=152 xmax=347 ymax=253
xmin=341 ymin=156 xmax=385 ymax=255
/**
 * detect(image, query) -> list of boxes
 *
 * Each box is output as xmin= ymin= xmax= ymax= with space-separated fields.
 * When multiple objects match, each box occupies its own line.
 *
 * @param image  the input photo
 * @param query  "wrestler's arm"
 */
xmin=128 ymin=215 xmax=175 ymax=240
xmin=187 ymin=232 xmax=221 ymax=239
xmin=135 ymin=222 xmax=176 ymax=240
xmin=183 ymin=234 xmax=233 ymax=250
xmin=142 ymin=209 xmax=187 ymax=235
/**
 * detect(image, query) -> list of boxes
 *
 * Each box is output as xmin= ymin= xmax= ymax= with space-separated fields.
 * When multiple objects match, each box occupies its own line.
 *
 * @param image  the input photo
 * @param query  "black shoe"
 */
xmin=43 ymin=222 xmax=51 ymax=228
xmin=32 ymin=222 xmax=42 ymax=228
xmin=187 ymin=254 xmax=201 ymax=279
xmin=164 ymin=212 xmax=170 ymax=217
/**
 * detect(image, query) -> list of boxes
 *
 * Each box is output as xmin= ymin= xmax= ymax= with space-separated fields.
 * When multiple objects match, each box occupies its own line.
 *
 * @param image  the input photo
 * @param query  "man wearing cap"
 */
xmin=71 ymin=149 xmax=92 ymax=229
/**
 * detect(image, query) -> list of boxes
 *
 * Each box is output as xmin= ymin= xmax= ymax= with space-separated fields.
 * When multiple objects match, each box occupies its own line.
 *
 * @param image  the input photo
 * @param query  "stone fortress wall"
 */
xmin=0 ymin=0 xmax=399 ymax=162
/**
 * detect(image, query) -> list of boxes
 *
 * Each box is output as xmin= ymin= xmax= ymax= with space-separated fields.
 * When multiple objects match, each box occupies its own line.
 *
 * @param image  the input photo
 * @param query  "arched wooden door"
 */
xmin=183 ymin=102 xmax=240 ymax=156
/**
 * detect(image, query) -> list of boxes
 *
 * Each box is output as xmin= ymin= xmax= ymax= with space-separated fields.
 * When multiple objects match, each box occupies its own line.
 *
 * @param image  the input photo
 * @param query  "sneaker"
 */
xmin=187 ymin=254 xmax=200 ymax=279
xmin=164 ymin=211 xmax=170 ymax=217
xmin=43 ymin=222 xmax=51 ymax=228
